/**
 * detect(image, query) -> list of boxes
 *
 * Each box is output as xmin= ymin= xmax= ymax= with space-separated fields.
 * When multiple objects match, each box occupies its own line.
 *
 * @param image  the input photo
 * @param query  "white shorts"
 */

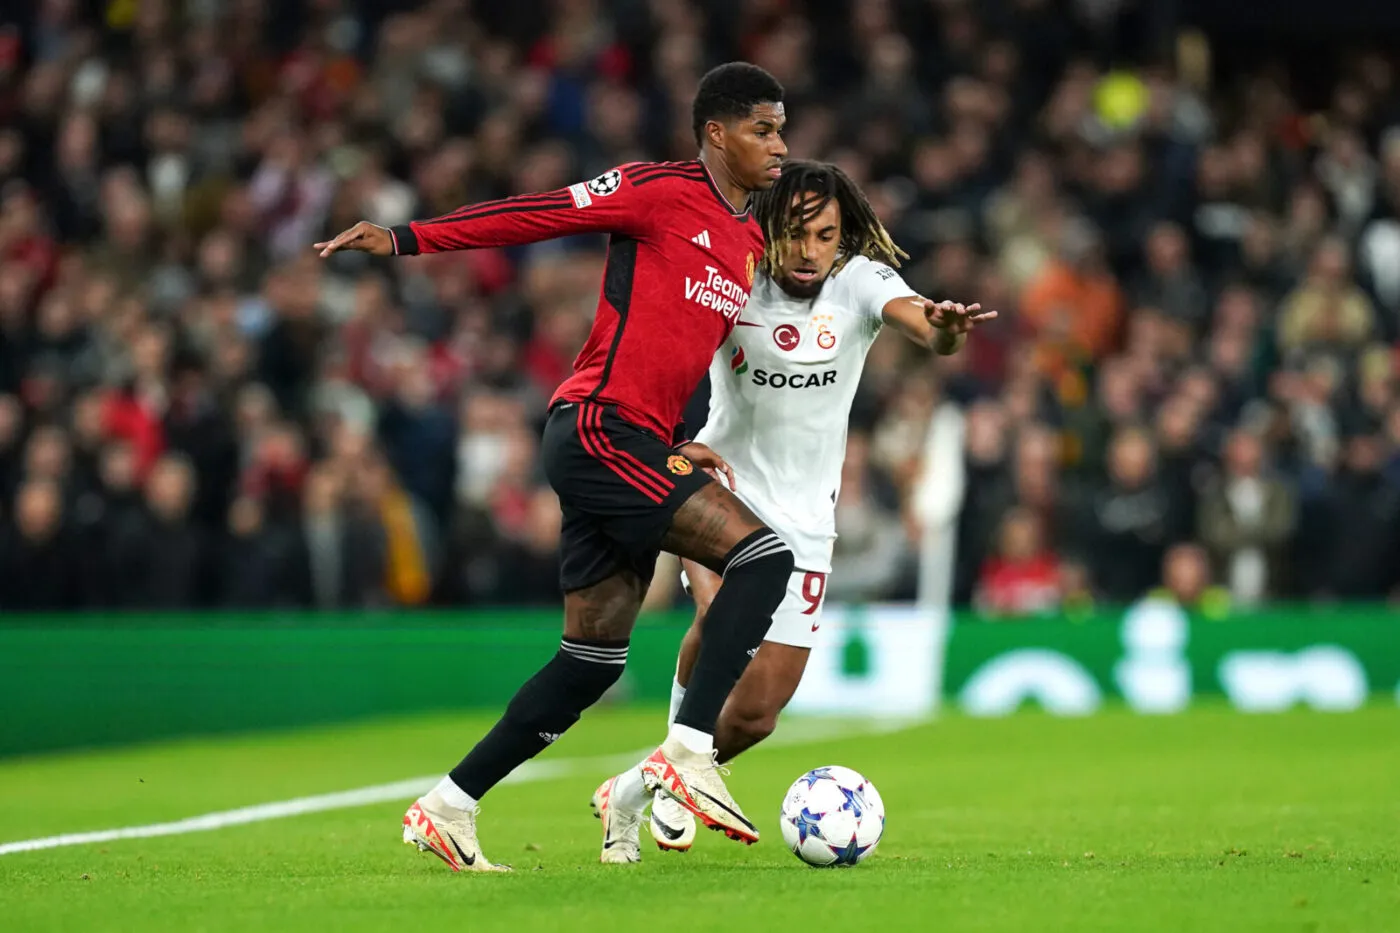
xmin=680 ymin=567 xmax=829 ymax=650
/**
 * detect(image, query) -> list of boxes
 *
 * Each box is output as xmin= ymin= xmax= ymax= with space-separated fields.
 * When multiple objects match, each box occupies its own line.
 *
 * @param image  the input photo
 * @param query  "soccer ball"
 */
xmin=779 ymin=766 xmax=885 ymax=867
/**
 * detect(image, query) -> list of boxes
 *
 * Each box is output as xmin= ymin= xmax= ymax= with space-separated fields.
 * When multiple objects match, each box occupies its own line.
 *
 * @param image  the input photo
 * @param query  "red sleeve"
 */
xmin=389 ymin=166 xmax=654 ymax=256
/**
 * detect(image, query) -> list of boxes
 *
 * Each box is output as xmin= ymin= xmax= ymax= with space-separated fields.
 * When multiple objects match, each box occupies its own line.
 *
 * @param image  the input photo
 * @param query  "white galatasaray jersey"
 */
xmin=696 ymin=255 xmax=918 ymax=572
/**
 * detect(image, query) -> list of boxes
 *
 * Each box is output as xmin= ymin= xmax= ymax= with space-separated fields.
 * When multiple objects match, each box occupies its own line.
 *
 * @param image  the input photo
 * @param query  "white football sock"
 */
xmin=667 ymin=723 xmax=714 ymax=756
xmin=667 ymin=677 xmax=687 ymax=728
xmin=610 ymin=765 xmax=650 ymax=812
xmin=432 ymin=776 xmax=478 ymax=811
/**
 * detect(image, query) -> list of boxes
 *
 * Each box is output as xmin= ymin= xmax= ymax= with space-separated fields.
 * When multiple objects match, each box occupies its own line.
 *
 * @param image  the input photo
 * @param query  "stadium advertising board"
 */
xmin=2 ymin=604 xmax=1398 ymax=756
xmin=939 ymin=601 xmax=1400 ymax=717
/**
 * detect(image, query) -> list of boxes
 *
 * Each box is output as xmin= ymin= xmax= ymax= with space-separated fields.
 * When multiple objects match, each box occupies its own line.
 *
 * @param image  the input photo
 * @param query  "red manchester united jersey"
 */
xmin=389 ymin=161 xmax=766 ymax=441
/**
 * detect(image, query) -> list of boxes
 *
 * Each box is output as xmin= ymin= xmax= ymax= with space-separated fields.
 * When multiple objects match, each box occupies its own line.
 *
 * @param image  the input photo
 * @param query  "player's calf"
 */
xmin=713 ymin=640 xmax=811 ymax=762
xmin=720 ymin=707 xmax=779 ymax=754
xmin=670 ymin=525 xmax=792 ymax=740
xmin=643 ymin=536 xmax=792 ymax=845
xmin=446 ymin=636 xmax=628 ymax=799
xmin=441 ymin=571 xmax=640 ymax=805
xmin=660 ymin=483 xmax=796 ymax=744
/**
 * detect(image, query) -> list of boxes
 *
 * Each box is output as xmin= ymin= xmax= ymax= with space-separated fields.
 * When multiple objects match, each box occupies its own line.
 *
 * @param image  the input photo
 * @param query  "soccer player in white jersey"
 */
xmin=590 ymin=160 xmax=996 ymax=862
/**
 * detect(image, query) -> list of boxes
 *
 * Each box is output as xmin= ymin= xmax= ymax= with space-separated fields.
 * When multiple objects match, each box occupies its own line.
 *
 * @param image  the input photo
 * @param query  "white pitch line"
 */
xmin=0 ymin=717 xmax=919 ymax=858
xmin=0 ymin=749 xmax=642 ymax=857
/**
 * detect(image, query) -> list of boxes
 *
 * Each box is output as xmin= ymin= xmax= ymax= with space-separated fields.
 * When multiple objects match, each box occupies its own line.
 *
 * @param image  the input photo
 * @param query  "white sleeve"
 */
xmin=844 ymin=257 xmax=918 ymax=323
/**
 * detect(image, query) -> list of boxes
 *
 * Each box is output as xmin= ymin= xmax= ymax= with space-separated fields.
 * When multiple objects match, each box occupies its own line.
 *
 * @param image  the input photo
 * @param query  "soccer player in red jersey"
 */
xmin=317 ymin=63 xmax=790 ymax=870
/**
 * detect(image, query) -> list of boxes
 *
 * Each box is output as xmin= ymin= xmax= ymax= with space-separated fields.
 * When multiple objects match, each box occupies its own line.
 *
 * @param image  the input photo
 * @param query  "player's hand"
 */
xmin=921 ymin=299 xmax=998 ymax=335
xmin=675 ymin=441 xmax=735 ymax=491
xmin=314 ymin=221 xmax=394 ymax=258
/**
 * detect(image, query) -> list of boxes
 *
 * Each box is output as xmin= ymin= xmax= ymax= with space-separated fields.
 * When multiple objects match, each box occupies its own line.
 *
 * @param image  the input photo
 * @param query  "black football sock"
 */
xmin=449 ymin=638 xmax=627 ymax=799
xmin=673 ymin=528 xmax=793 ymax=736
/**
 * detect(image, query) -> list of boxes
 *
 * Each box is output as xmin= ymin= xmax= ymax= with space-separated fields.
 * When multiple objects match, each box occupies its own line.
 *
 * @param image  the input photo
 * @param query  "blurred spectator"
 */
xmin=75 ymin=440 xmax=146 ymax=605
xmin=828 ymin=432 xmax=906 ymax=603
xmin=1081 ymin=426 xmax=1174 ymax=603
xmin=1011 ymin=423 xmax=1078 ymax=560
xmin=1147 ymin=542 xmax=1231 ymax=619
xmin=258 ymin=261 xmax=329 ymax=417
xmin=482 ymin=487 xmax=566 ymax=605
xmin=1131 ymin=221 xmax=1209 ymax=333
xmin=1153 ymin=395 xmax=1205 ymax=540
xmin=1276 ymin=238 xmax=1376 ymax=360
xmin=300 ymin=464 xmax=388 ymax=610
xmin=1067 ymin=355 xmax=1146 ymax=475
xmin=350 ymin=450 xmax=437 ymax=606
xmin=0 ymin=478 xmax=79 ymax=610
xmin=985 ymin=151 xmax=1059 ymax=290
xmin=165 ymin=355 xmax=239 ymax=528
xmin=1058 ymin=558 xmax=1098 ymax=621
xmin=0 ymin=395 xmax=23 ymax=497
xmin=240 ymin=419 xmax=310 ymax=522
xmin=220 ymin=495 xmax=309 ymax=609
xmin=1197 ymin=429 xmax=1296 ymax=606
xmin=1022 ymin=216 xmax=1124 ymax=377
xmin=115 ymin=454 xmax=213 ymax=609
xmin=1315 ymin=429 xmax=1400 ymax=599
xmin=377 ymin=352 xmax=457 ymax=527
xmin=952 ymin=401 xmax=1014 ymax=602
xmin=975 ymin=507 xmax=1062 ymax=617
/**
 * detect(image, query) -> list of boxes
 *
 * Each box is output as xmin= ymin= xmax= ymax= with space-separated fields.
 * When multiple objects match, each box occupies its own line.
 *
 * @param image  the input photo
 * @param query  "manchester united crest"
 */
xmin=667 ymin=455 xmax=694 ymax=476
xmin=745 ymin=251 xmax=756 ymax=285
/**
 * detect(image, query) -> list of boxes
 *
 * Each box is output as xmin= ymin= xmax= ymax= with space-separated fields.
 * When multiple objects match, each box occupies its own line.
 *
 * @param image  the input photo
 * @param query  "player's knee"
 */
xmin=721 ymin=527 xmax=795 ymax=585
xmin=503 ymin=639 xmax=628 ymax=729
xmin=718 ymin=528 xmax=792 ymax=637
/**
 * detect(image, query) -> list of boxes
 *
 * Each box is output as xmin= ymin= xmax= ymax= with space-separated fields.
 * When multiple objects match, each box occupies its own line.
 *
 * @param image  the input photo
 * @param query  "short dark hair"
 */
xmin=691 ymin=62 xmax=784 ymax=147
xmin=752 ymin=159 xmax=908 ymax=277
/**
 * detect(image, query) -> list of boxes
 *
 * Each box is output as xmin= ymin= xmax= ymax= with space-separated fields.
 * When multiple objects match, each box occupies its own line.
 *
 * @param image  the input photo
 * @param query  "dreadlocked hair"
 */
xmin=753 ymin=160 xmax=908 ymax=279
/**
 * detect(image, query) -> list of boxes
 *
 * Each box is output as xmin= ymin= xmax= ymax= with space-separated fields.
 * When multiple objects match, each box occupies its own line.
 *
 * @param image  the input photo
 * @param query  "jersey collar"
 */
xmin=697 ymin=159 xmax=752 ymax=218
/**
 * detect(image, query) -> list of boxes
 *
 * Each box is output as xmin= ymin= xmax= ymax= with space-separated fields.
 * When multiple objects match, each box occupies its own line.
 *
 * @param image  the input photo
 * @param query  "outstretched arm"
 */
xmin=845 ymin=259 xmax=996 ymax=355
xmin=316 ymin=168 xmax=653 ymax=258
xmin=881 ymin=296 xmax=998 ymax=355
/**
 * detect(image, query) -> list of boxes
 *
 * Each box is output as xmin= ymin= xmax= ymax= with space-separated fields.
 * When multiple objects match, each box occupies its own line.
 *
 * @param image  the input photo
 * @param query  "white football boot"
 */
xmin=648 ymin=787 xmax=697 ymax=852
xmin=640 ymin=739 xmax=759 ymax=845
xmin=402 ymin=791 xmax=510 ymax=872
xmin=590 ymin=776 xmax=643 ymax=864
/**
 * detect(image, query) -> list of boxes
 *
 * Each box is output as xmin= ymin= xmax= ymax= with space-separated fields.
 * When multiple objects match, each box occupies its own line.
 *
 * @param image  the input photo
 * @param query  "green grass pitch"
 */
xmin=1 ymin=705 xmax=1396 ymax=932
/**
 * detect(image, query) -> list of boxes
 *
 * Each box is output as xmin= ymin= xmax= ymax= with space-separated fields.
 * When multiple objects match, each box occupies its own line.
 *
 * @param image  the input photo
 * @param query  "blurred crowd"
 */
xmin=1 ymin=0 xmax=1398 ymax=614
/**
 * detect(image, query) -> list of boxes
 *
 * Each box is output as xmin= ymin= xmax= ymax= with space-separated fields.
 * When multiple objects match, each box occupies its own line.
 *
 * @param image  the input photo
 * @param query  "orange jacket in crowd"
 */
xmin=1021 ymin=260 xmax=1125 ymax=371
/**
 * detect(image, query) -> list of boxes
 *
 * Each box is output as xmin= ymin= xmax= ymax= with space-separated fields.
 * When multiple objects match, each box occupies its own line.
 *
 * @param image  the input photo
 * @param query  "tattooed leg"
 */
xmin=658 ymin=483 xmax=793 ymax=738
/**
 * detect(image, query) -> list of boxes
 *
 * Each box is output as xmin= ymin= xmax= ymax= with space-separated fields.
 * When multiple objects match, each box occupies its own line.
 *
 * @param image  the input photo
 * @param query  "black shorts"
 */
xmin=541 ymin=401 xmax=711 ymax=592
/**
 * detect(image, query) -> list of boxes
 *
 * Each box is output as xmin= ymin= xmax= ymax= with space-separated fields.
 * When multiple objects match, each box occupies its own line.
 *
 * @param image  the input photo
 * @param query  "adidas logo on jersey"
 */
xmin=539 ymin=732 xmax=561 ymax=744
xmin=691 ymin=229 xmax=712 ymax=249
